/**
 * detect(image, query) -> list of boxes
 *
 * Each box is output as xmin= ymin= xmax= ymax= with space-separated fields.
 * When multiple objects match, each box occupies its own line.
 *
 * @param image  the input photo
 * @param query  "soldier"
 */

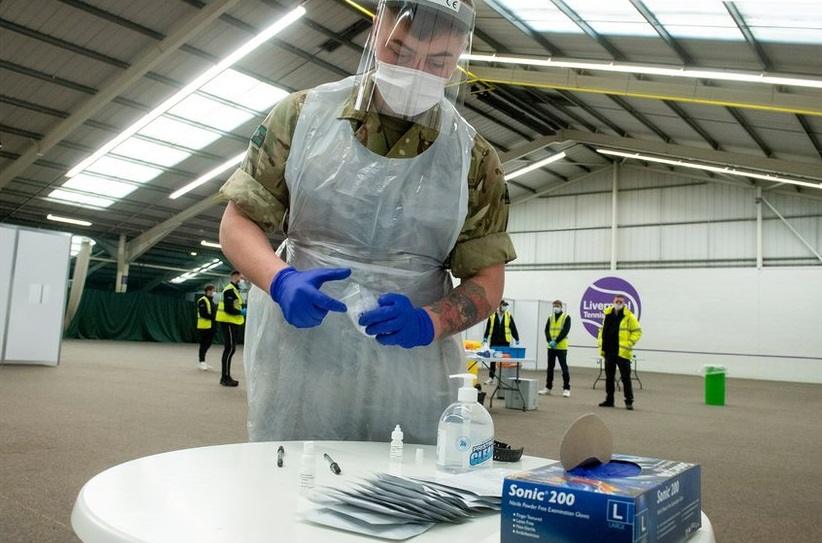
xmin=219 ymin=0 xmax=516 ymax=443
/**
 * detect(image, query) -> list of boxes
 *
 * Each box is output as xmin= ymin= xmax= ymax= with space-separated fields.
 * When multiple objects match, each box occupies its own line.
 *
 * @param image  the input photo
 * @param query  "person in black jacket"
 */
xmin=481 ymin=300 xmax=519 ymax=385
xmin=215 ymin=271 xmax=246 ymax=387
xmin=539 ymin=300 xmax=572 ymax=397
xmin=196 ymin=285 xmax=217 ymax=370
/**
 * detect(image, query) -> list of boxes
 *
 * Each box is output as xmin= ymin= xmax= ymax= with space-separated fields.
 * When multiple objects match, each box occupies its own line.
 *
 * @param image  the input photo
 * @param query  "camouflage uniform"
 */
xmin=221 ymin=88 xmax=516 ymax=279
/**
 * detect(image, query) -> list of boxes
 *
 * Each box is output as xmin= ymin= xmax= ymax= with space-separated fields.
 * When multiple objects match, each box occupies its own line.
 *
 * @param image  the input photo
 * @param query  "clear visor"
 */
xmin=352 ymin=0 xmax=476 ymax=130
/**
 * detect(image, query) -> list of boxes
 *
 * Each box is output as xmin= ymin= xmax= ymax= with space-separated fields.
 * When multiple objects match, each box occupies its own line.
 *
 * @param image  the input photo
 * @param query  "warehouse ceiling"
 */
xmin=0 ymin=0 xmax=820 ymax=292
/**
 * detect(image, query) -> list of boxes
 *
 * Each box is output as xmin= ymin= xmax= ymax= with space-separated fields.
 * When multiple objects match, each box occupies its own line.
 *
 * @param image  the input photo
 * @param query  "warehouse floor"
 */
xmin=1 ymin=340 xmax=819 ymax=543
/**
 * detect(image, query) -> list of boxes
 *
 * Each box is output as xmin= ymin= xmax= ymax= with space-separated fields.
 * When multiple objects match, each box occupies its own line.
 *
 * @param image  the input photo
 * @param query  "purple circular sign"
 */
xmin=579 ymin=277 xmax=642 ymax=338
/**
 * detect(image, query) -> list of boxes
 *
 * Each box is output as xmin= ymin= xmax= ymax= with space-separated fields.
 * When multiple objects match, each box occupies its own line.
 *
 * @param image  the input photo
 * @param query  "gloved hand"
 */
xmin=549 ymin=340 xmax=557 ymax=349
xmin=514 ymin=339 xmax=520 ymax=346
xmin=359 ymin=293 xmax=435 ymax=349
xmin=241 ymin=308 xmax=248 ymax=317
xmin=269 ymin=267 xmax=351 ymax=328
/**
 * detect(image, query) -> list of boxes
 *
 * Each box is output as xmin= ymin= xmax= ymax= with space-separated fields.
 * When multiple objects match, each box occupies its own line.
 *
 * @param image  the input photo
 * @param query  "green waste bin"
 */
xmin=703 ymin=365 xmax=726 ymax=406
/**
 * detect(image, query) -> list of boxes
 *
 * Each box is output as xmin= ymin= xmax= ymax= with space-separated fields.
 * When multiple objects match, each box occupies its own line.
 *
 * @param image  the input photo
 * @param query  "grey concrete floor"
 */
xmin=1 ymin=340 xmax=820 ymax=542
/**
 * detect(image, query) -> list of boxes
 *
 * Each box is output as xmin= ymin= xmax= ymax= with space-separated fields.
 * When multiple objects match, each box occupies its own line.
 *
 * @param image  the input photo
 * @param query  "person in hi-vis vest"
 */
xmin=196 ymin=284 xmax=217 ymax=371
xmin=215 ymin=271 xmax=246 ymax=387
xmin=481 ymin=300 xmax=519 ymax=385
xmin=539 ymin=299 xmax=572 ymax=397
xmin=597 ymin=294 xmax=642 ymax=410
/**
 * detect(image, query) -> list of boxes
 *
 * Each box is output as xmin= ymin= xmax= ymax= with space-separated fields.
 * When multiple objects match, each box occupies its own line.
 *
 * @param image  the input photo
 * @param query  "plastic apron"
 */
xmin=244 ymin=76 xmax=476 ymax=445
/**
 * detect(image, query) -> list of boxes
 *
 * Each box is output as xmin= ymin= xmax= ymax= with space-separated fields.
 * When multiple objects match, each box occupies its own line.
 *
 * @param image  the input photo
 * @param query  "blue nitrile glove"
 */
xmin=549 ymin=340 xmax=557 ymax=349
xmin=358 ymin=293 xmax=435 ymax=349
xmin=241 ymin=308 xmax=248 ymax=317
xmin=269 ymin=267 xmax=351 ymax=328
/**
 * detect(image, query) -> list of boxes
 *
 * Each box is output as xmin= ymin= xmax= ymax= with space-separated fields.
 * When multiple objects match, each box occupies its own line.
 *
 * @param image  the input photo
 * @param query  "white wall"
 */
xmin=500 ymin=268 xmax=822 ymax=384
xmin=509 ymin=166 xmax=822 ymax=268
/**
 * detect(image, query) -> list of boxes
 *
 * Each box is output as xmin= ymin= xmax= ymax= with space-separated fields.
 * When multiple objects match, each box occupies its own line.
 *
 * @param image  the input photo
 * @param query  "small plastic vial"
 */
xmin=389 ymin=425 xmax=404 ymax=474
xmin=299 ymin=441 xmax=316 ymax=496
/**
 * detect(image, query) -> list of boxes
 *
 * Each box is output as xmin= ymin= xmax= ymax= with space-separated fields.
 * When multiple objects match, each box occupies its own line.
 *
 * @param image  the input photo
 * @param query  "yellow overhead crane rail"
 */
xmin=339 ymin=0 xmax=822 ymax=118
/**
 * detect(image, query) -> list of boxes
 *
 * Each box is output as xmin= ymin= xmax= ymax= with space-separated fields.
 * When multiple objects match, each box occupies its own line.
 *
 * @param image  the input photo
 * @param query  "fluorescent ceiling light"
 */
xmin=66 ymin=6 xmax=306 ymax=178
xmin=200 ymin=69 xmax=289 ymax=112
xmin=506 ymin=152 xmax=567 ymax=180
xmin=63 ymin=174 xmax=138 ymax=199
xmin=85 ymin=156 xmax=164 ymax=183
xmin=463 ymin=54 xmax=822 ymax=90
xmin=169 ymin=95 xmax=256 ymax=132
xmin=190 ymin=251 xmax=198 ymax=256
xmin=138 ymin=117 xmax=222 ymax=150
xmin=170 ymin=259 xmax=223 ymax=284
xmin=597 ymin=149 xmax=822 ymax=190
xmin=169 ymin=152 xmax=244 ymax=199
xmin=201 ymin=240 xmax=221 ymax=249
xmin=47 ymin=214 xmax=92 ymax=227
xmin=113 ymin=137 xmax=191 ymax=168
xmin=47 ymin=189 xmax=115 ymax=208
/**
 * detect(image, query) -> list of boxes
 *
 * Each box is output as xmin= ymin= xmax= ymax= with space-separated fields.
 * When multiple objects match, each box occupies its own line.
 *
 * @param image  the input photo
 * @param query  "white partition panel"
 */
xmin=3 ymin=229 xmax=71 ymax=365
xmin=0 ymin=227 xmax=17 ymax=357
xmin=511 ymin=300 xmax=540 ymax=370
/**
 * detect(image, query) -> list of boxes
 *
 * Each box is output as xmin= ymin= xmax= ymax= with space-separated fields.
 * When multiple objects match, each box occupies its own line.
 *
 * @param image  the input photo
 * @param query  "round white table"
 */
xmin=72 ymin=441 xmax=715 ymax=543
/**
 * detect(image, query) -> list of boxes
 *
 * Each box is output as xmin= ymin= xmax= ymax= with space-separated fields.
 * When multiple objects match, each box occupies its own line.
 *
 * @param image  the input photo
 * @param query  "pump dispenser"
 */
xmin=436 ymin=374 xmax=494 ymax=473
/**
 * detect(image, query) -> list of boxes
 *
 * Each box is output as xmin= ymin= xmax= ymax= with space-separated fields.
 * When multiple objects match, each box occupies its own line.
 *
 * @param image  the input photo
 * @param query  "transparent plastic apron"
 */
xmin=244 ymin=77 xmax=476 ymax=444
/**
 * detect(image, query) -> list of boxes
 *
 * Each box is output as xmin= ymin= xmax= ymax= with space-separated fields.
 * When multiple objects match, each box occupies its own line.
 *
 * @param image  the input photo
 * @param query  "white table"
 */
xmin=72 ymin=441 xmax=715 ymax=543
xmin=466 ymin=353 xmax=536 ymax=410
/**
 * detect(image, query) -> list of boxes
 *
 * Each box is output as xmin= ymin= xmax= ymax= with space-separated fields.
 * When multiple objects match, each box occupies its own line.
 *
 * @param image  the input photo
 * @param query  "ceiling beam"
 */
xmin=724 ymin=2 xmax=773 ymax=71
xmin=499 ymin=129 xmax=822 ymax=181
xmin=0 ymin=0 xmax=241 ymax=191
xmin=629 ymin=0 xmax=693 ymax=65
xmin=607 ymin=95 xmax=673 ymax=143
xmin=796 ymin=115 xmax=822 ymax=161
xmin=468 ymin=65 xmax=822 ymax=117
xmin=664 ymin=101 xmax=721 ymax=150
xmin=549 ymin=0 xmax=625 ymax=61
xmin=556 ymin=91 xmax=629 ymax=137
xmin=482 ymin=0 xmax=565 ymax=56
xmin=125 ymin=194 xmax=226 ymax=261
xmin=726 ymin=108 xmax=772 ymax=157
xmin=512 ymin=166 xmax=612 ymax=206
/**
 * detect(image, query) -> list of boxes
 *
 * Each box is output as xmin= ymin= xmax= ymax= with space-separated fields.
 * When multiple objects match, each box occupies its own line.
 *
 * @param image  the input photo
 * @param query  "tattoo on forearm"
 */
xmin=429 ymin=280 xmax=493 ymax=337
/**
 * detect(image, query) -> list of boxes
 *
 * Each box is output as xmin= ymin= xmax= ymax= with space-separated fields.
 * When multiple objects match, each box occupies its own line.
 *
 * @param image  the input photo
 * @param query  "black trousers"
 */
xmin=605 ymin=355 xmax=633 ymax=404
xmin=546 ymin=349 xmax=570 ymax=390
xmin=198 ymin=327 xmax=215 ymax=362
xmin=488 ymin=342 xmax=510 ymax=378
xmin=220 ymin=322 xmax=241 ymax=378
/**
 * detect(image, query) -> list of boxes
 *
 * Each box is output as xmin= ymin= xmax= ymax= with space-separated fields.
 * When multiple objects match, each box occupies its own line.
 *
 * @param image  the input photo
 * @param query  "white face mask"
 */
xmin=614 ymin=303 xmax=625 ymax=311
xmin=553 ymin=307 xmax=562 ymax=314
xmin=374 ymin=60 xmax=448 ymax=117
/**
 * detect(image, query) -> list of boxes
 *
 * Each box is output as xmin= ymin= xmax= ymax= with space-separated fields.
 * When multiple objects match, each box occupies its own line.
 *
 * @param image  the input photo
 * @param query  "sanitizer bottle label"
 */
xmin=469 ymin=438 xmax=494 ymax=466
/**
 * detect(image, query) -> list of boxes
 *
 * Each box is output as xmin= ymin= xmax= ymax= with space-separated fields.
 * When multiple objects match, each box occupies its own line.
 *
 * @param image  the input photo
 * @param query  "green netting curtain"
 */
xmin=64 ymin=289 xmax=238 ymax=343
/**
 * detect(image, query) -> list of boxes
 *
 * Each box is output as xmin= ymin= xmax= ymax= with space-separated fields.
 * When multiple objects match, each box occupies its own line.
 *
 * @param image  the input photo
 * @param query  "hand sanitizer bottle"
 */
xmin=436 ymin=374 xmax=494 ymax=473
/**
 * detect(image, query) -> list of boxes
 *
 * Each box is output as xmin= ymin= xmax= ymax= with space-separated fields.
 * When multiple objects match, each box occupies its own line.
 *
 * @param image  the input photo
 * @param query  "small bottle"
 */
xmin=415 ymin=448 xmax=425 ymax=466
xmin=299 ymin=441 xmax=316 ymax=496
xmin=436 ymin=374 xmax=494 ymax=473
xmin=389 ymin=425 xmax=404 ymax=474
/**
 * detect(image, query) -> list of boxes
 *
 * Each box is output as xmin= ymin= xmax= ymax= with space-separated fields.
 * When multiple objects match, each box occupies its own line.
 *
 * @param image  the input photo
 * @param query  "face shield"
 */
xmin=352 ymin=0 xmax=476 ymax=130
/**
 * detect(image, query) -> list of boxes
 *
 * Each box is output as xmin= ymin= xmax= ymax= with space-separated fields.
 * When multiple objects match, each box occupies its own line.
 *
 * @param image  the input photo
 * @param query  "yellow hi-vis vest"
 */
xmin=216 ymin=283 xmax=244 ymax=325
xmin=548 ymin=312 xmax=569 ymax=350
xmin=197 ymin=296 xmax=214 ymax=330
xmin=487 ymin=312 xmax=513 ymax=344
xmin=597 ymin=306 xmax=642 ymax=359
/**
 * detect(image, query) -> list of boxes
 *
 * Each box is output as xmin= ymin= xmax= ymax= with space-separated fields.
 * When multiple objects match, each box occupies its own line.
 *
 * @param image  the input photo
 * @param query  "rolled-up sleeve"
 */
xmin=219 ymin=90 xmax=307 ymax=234
xmin=448 ymin=136 xmax=517 ymax=279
